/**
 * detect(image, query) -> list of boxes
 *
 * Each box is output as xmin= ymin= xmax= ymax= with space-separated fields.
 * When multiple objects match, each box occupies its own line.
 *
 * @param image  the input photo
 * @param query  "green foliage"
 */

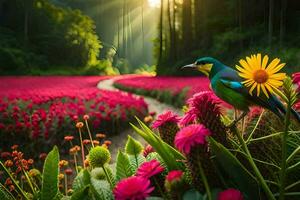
xmin=183 ymin=189 xmax=203 ymax=200
xmin=115 ymin=150 xmax=134 ymax=180
xmin=125 ymin=135 xmax=144 ymax=155
xmin=130 ymin=117 xmax=185 ymax=171
xmin=41 ymin=146 xmax=60 ymax=200
xmin=209 ymin=138 xmax=260 ymax=200
xmin=0 ymin=186 xmax=13 ymax=200
xmin=0 ymin=0 xmax=104 ymax=74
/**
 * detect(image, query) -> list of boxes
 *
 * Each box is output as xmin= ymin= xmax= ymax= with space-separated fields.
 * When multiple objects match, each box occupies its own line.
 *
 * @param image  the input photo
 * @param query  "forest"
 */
xmin=0 ymin=0 xmax=299 ymax=75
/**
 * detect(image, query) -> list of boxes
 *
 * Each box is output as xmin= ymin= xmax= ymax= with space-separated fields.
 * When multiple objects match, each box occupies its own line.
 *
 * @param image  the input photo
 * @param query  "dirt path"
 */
xmin=97 ymin=77 xmax=182 ymax=162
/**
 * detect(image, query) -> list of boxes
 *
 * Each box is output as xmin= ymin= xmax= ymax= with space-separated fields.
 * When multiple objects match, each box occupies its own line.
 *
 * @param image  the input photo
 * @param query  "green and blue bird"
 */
xmin=183 ymin=56 xmax=300 ymax=124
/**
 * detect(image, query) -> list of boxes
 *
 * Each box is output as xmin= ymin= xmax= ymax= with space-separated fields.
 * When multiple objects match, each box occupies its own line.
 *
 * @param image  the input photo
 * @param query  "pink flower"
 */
xmin=113 ymin=176 xmax=154 ymax=200
xmin=218 ymin=189 xmax=244 ymax=200
xmin=166 ymin=170 xmax=183 ymax=183
xmin=175 ymin=124 xmax=211 ymax=154
xmin=136 ymin=159 xmax=165 ymax=178
xmin=152 ymin=110 xmax=180 ymax=129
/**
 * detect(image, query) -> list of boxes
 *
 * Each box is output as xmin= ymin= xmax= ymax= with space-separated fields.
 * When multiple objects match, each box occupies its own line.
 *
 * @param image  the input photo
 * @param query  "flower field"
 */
xmin=114 ymin=75 xmax=211 ymax=107
xmin=0 ymin=76 xmax=148 ymax=152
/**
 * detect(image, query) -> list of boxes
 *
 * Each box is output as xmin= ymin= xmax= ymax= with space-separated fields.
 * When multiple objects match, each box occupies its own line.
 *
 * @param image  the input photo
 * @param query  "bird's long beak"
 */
xmin=181 ymin=64 xmax=197 ymax=70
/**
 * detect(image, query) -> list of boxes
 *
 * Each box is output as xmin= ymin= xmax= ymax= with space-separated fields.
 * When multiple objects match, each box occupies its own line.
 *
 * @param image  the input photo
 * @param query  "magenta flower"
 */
xmin=152 ymin=110 xmax=180 ymax=129
xmin=136 ymin=159 xmax=165 ymax=178
xmin=180 ymin=91 xmax=222 ymax=126
xmin=175 ymin=124 xmax=211 ymax=154
xmin=217 ymin=189 xmax=244 ymax=200
xmin=113 ymin=176 xmax=154 ymax=200
xmin=166 ymin=170 xmax=184 ymax=183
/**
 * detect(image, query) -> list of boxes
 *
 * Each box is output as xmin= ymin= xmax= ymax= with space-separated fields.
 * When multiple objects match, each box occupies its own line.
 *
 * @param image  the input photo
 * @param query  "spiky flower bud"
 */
xmin=180 ymin=91 xmax=229 ymax=147
xmin=152 ymin=111 xmax=180 ymax=146
xmin=89 ymin=146 xmax=111 ymax=168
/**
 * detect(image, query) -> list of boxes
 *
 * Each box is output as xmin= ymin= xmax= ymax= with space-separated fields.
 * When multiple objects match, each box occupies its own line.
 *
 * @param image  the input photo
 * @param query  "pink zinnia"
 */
xmin=217 ymin=188 xmax=244 ymax=200
xmin=166 ymin=170 xmax=184 ymax=183
xmin=152 ymin=111 xmax=180 ymax=129
xmin=175 ymin=124 xmax=211 ymax=154
xmin=113 ymin=176 xmax=154 ymax=200
xmin=136 ymin=159 xmax=165 ymax=178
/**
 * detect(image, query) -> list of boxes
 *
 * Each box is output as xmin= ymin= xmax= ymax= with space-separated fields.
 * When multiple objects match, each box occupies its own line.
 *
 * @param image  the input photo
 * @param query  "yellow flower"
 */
xmin=236 ymin=54 xmax=286 ymax=98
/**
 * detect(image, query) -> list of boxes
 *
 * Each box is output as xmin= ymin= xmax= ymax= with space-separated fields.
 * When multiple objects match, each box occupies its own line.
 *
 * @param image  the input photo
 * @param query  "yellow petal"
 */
xmin=261 ymin=55 xmax=269 ymax=69
xmin=256 ymin=53 xmax=262 ymax=68
xmin=238 ymin=73 xmax=253 ymax=79
xmin=268 ymin=79 xmax=283 ymax=87
xmin=246 ymin=57 xmax=255 ymax=70
xmin=249 ymin=82 xmax=257 ymax=96
xmin=265 ymin=83 xmax=275 ymax=95
xmin=239 ymin=59 xmax=251 ymax=70
xmin=266 ymin=58 xmax=280 ymax=71
xmin=236 ymin=65 xmax=252 ymax=74
xmin=257 ymin=84 xmax=261 ymax=96
xmin=269 ymin=73 xmax=286 ymax=80
xmin=261 ymin=84 xmax=269 ymax=98
xmin=268 ymin=63 xmax=286 ymax=74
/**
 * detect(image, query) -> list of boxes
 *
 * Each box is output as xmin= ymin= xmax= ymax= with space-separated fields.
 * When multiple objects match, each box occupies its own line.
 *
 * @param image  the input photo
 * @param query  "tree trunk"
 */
xmin=172 ymin=0 xmax=177 ymax=59
xmin=141 ymin=0 xmax=145 ymax=56
xmin=279 ymin=0 xmax=287 ymax=46
xmin=268 ymin=0 xmax=274 ymax=48
xmin=158 ymin=0 xmax=164 ymax=65
xmin=182 ymin=0 xmax=193 ymax=55
xmin=167 ymin=0 xmax=174 ymax=60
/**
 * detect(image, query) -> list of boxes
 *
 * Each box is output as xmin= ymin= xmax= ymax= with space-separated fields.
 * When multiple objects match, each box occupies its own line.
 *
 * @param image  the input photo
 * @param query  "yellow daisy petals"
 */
xmin=236 ymin=54 xmax=286 ymax=98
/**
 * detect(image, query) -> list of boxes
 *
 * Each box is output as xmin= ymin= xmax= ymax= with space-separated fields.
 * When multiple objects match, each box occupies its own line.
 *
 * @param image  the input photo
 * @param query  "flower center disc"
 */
xmin=253 ymin=69 xmax=269 ymax=83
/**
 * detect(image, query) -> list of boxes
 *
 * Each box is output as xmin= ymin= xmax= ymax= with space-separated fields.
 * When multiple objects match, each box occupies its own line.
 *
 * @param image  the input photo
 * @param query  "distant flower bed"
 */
xmin=114 ymin=75 xmax=211 ymax=107
xmin=0 ymin=76 xmax=148 ymax=152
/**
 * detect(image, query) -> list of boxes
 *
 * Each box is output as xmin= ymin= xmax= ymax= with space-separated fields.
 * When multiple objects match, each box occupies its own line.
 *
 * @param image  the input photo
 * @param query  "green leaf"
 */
xmin=72 ymin=169 xmax=91 ymax=192
xmin=103 ymin=165 xmax=116 ymax=188
xmin=128 ymin=154 xmax=146 ymax=173
xmin=90 ymin=178 xmax=113 ymax=200
xmin=125 ymin=136 xmax=144 ymax=155
xmin=116 ymin=151 xmax=133 ymax=180
xmin=0 ymin=185 xmax=13 ymax=200
xmin=183 ymin=189 xmax=204 ymax=200
xmin=209 ymin=138 xmax=260 ymax=200
xmin=41 ymin=146 xmax=60 ymax=200
xmin=70 ymin=185 xmax=90 ymax=200
xmin=130 ymin=118 xmax=185 ymax=171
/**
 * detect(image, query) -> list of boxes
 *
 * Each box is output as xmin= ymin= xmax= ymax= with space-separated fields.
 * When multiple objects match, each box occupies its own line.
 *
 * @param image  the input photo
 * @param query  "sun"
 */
xmin=148 ymin=0 xmax=160 ymax=8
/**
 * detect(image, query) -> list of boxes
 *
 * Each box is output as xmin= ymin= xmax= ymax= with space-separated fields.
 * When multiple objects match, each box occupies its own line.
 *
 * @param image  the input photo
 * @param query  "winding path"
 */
xmin=97 ymin=77 xmax=182 ymax=162
xmin=97 ymin=77 xmax=182 ymax=115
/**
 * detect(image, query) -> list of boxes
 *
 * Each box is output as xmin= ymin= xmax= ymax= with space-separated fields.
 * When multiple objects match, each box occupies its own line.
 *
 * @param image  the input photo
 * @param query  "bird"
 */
xmin=182 ymin=56 xmax=300 ymax=125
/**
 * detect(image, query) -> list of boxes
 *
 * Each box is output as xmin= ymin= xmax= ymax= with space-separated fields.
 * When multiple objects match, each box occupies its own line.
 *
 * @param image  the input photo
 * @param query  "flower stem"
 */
xmin=78 ymin=128 xmax=85 ymax=168
xmin=102 ymin=166 xmax=113 ymax=189
xmin=64 ymin=173 xmax=68 ymax=196
xmin=0 ymin=161 xmax=29 ymax=200
xmin=85 ymin=120 xmax=94 ymax=148
xmin=231 ymin=126 xmax=276 ymax=200
xmin=197 ymin=160 xmax=212 ymax=200
xmin=279 ymin=101 xmax=291 ymax=200
xmin=153 ymin=177 xmax=167 ymax=199
xmin=73 ymin=154 xmax=79 ymax=174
